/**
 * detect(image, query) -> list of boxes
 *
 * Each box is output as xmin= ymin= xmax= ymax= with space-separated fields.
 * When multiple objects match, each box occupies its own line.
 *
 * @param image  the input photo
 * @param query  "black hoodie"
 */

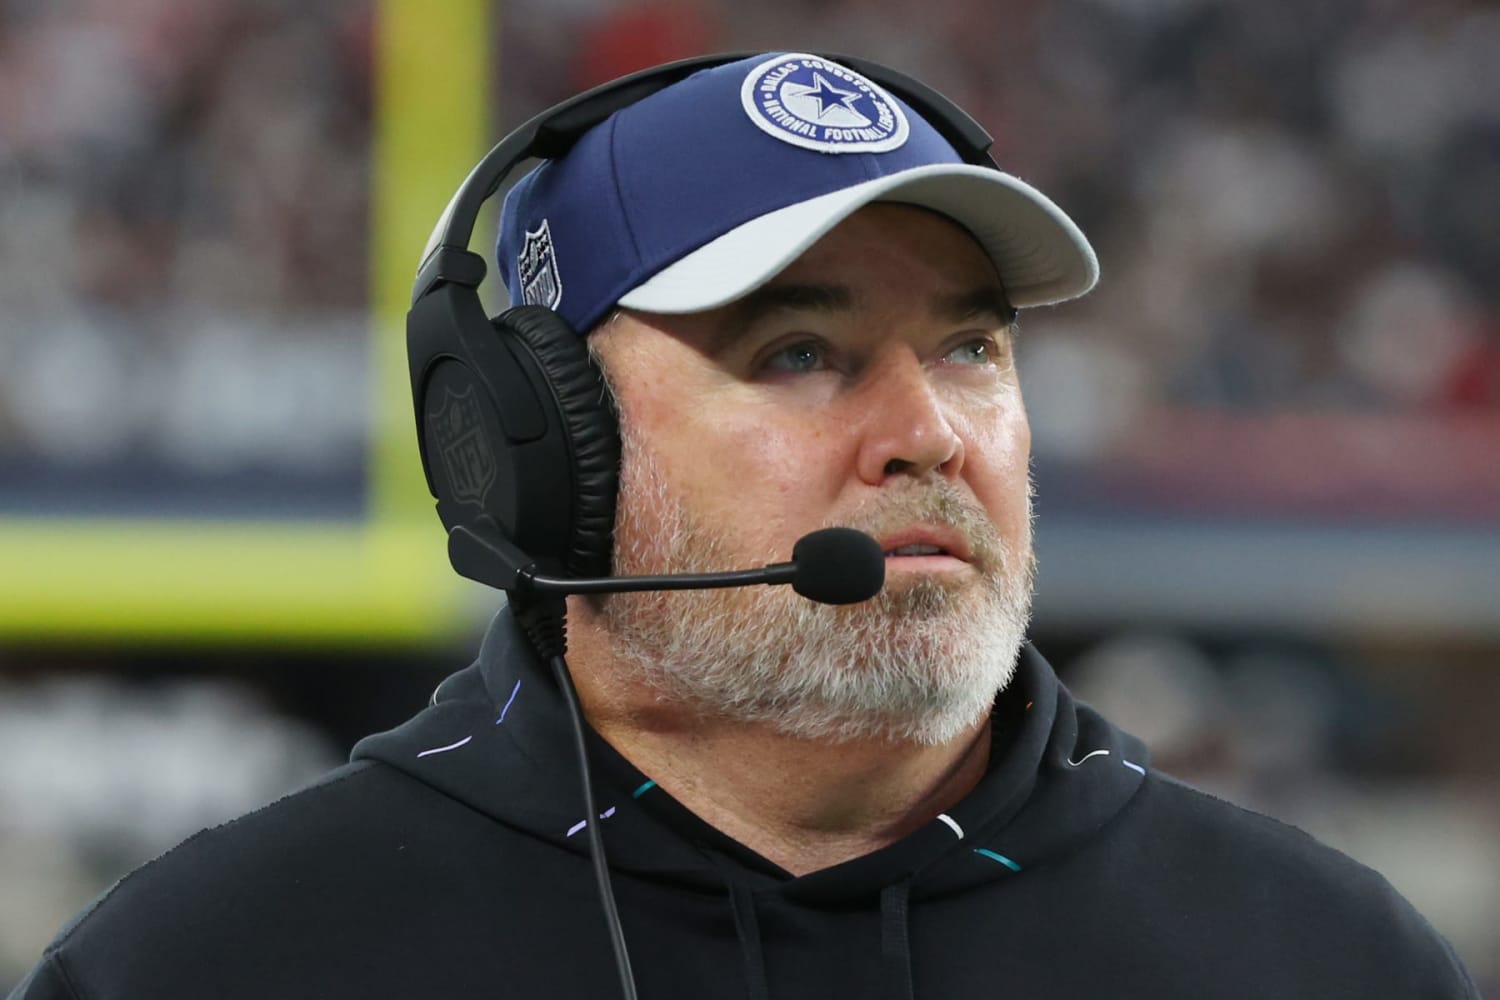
xmin=11 ymin=610 xmax=1478 ymax=999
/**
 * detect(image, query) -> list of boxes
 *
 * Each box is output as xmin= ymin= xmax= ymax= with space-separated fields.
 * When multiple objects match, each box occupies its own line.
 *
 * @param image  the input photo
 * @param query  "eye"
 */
xmin=760 ymin=339 xmax=829 ymax=374
xmin=941 ymin=337 xmax=998 ymax=366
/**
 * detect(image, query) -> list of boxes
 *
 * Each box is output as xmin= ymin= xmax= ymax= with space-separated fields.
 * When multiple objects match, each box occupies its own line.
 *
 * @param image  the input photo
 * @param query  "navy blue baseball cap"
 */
xmin=497 ymin=52 xmax=1098 ymax=334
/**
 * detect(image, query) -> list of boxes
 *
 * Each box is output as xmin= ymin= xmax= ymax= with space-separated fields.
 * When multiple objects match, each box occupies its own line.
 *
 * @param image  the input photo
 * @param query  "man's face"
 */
xmin=585 ymin=204 xmax=1035 ymax=745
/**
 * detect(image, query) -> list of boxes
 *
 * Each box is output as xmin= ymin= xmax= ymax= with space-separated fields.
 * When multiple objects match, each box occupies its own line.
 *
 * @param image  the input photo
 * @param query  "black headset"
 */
xmin=405 ymin=52 xmax=1003 ymax=589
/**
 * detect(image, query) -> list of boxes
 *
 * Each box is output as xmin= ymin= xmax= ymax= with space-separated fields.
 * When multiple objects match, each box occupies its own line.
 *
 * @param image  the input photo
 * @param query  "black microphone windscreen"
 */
xmin=790 ymin=528 xmax=886 ymax=605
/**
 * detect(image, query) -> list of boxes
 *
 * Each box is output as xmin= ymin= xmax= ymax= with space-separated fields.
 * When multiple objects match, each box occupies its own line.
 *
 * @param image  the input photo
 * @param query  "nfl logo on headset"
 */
xmin=518 ymin=219 xmax=563 ymax=309
xmin=741 ymin=53 xmax=910 ymax=154
xmin=429 ymin=386 xmax=496 ymax=507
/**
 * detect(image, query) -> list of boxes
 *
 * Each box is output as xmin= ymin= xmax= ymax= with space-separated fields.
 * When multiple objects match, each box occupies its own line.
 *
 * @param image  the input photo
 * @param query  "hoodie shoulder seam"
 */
xmin=34 ymin=949 xmax=87 ymax=1000
xmin=46 ymin=761 xmax=376 ymax=950
xmin=1142 ymin=769 xmax=1423 ymax=891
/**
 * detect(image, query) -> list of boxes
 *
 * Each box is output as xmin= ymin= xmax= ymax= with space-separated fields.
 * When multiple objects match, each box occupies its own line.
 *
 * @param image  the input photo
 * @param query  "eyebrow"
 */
xmin=705 ymin=281 xmax=1017 ymax=354
xmin=702 ymin=283 xmax=855 ymax=355
xmin=935 ymin=286 xmax=1019 ymax=327
xmin=731 ymin=282 xmax=854 ymax=324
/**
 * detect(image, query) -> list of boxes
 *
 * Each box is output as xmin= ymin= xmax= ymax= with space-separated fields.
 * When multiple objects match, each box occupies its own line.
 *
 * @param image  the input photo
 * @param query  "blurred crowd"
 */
xmin=0 ymin=0 xmax=372 ymax=501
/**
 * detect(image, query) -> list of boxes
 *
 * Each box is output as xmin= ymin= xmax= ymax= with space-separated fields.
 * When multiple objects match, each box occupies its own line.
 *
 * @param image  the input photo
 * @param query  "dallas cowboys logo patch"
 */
xmin=740 ymin=53 xmax=909 ymax=154
xmin=517 ymin=219 xmax=563 ymax=309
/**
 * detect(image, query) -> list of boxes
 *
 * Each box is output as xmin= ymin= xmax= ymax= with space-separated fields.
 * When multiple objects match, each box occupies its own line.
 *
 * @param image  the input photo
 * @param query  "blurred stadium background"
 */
xmin=1 ymin=0 xmax=1497 ymax=990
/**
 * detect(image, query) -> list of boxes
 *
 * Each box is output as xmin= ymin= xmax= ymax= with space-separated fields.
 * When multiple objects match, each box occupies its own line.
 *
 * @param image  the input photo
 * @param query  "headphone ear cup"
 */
xmin=496 ymin=305 xmax=620 ymax=579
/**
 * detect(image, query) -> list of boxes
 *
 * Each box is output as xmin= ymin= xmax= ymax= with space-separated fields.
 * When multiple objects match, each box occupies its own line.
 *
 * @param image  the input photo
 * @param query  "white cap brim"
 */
xmin=616 ymin=163 xmax=1098 ymax=314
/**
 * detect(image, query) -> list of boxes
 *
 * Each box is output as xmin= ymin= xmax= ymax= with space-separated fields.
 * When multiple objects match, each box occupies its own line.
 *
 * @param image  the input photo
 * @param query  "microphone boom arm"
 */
xmin=448 ymin=518 xmax=883 ymax=606
xmin=523 ymin=563 xmax=796 ymax=594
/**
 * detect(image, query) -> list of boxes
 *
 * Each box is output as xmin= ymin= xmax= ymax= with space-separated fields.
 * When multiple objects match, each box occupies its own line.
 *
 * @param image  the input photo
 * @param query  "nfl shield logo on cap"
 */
xmin=517 ymin=219 xmax=563 ymax=310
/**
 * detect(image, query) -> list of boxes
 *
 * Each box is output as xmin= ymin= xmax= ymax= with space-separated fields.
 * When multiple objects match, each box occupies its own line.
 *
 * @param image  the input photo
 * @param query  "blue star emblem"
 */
xmin=803 ymin=73 xmax=863 ymax=119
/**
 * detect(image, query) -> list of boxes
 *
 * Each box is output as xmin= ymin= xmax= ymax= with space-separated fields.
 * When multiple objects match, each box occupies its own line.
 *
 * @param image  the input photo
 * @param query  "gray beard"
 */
xmin=595 ymin=427 xmax=1035 ymax=746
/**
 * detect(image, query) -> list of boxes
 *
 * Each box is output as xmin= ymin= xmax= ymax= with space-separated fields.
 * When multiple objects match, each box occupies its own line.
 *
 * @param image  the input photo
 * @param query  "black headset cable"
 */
xmin=515 ymin=598 xmax=639 ymax=1000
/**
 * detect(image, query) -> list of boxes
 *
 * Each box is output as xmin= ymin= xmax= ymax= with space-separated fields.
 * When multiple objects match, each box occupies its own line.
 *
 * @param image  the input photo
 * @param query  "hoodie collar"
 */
xmin=353 ymin=606 xmax=1150 ymax=898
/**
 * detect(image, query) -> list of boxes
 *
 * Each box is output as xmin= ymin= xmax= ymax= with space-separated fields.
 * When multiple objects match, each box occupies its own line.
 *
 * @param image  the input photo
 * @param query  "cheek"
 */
xmin=640 ymin=392 xmax=845 ymax=552
xmin=959 ymin=398 xmax=1032 ymax=535
xmin=697 ymin=409 xmax=845 ymax=536
xmin=973 ymin=402 xmax=1031 ymax=473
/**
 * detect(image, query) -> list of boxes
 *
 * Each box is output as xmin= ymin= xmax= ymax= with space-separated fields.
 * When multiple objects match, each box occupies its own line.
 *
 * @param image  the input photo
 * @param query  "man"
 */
xmin=12 ymin=52 xmax=1477 ymax=999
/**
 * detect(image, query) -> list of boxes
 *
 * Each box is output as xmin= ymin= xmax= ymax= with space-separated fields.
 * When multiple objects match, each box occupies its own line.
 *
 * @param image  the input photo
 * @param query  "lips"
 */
xmin=877 ymin=527 xmax=972 ymax=562
xmin=886 ymin=543 xmax=945 ymax=556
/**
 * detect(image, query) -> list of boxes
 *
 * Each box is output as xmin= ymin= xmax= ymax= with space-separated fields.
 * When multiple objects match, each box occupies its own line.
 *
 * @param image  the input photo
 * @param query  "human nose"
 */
xmin=852 ymin=354 xmax=964 ymax=485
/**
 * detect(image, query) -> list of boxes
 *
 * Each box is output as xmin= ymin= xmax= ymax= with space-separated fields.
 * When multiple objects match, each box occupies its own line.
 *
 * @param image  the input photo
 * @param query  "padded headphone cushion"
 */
xmin=498 ymin=305 xmax=620 ymax=578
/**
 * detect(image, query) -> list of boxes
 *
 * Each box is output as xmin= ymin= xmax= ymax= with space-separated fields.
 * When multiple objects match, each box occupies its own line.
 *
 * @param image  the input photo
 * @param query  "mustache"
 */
xmin=831 ymin=482 xmax=1012 ymax=575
